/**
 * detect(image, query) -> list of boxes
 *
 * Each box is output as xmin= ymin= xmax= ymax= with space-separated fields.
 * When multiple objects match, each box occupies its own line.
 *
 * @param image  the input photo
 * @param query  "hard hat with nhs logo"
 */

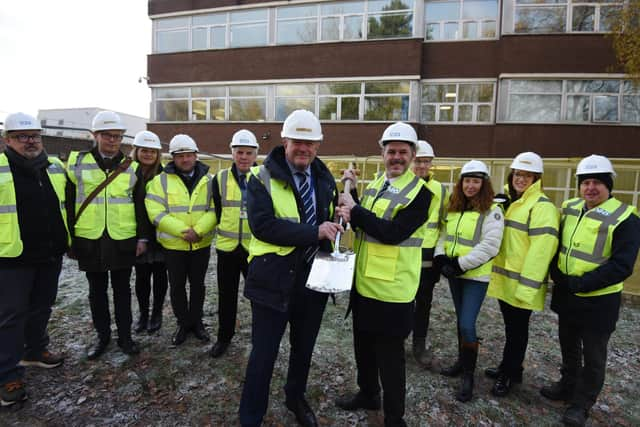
xmin=576 ymin=154 xmax=616 ymax=177
xmin=379 ymin=122 xmax=417 ymax=148
xmin=230 ymin=129 xmax=259 ymax=149
xmin=3 ymin=112 xmax=42 ymax=135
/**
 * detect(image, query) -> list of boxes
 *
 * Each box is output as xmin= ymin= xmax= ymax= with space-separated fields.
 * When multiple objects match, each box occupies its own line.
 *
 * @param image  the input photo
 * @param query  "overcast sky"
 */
xmin=0 ymin=0 xmax=151 ymax=123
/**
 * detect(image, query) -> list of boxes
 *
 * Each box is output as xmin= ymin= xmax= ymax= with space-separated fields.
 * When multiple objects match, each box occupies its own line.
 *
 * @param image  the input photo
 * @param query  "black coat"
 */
xmin=66 ymin=147 xmax=149 ymax=272
xmin=244 ymin=146 xmax=338 ymax=312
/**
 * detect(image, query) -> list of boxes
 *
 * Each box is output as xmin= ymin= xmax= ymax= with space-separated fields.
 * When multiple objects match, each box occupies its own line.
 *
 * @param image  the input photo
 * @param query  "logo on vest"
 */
xmin=388 ymin=186 xmax=400 ymax=194
xmin=594 ymin=207 xmax=610 ymax=217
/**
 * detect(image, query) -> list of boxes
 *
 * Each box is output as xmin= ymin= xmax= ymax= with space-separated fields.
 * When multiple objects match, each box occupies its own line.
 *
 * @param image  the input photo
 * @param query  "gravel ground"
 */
xmin=2 ymin=255 xmax=639 ymax=426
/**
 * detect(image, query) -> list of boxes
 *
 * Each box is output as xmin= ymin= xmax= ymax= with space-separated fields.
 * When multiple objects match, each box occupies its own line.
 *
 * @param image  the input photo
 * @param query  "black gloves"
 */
xmin=441 ymin=256 xmax=464 ymax=279
xmin=433 ymin=255 xmax=448 ymax=270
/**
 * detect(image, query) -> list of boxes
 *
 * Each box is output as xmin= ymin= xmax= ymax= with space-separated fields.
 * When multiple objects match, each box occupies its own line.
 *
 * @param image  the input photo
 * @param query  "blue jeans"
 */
xmin=448 ymin=278 xmax=488 ymax=343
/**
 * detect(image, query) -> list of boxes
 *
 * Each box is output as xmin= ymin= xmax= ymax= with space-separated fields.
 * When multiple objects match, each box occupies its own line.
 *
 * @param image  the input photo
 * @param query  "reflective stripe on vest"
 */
xmin=558 ymin=197 xmax=636 ymax=296
xmin=444 ymin=205 xmax=495 ymax=279
xmin=422 ymin=177 xmax=448 ymax=249
xmin=216 ymin=168 xmax=252 ymax=252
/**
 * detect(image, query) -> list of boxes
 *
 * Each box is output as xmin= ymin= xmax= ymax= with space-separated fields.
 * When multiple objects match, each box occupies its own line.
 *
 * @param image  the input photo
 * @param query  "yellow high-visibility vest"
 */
xmin=558 ymin=197 xmax=637 ymax=297
xmin=145 ymin=170 xmax=216 ymax=251
xmin=355 ymin=170 xmax=426 ymax=303
xmin=215 ymin=168 xmax=251 ymax=252
xmin=0 ymin=154 xmax=69 ymax=257
xmin=423 ymin=176 xmax=449 ymax=249
xmin=67 ymin=151 xmax=138 ymax=240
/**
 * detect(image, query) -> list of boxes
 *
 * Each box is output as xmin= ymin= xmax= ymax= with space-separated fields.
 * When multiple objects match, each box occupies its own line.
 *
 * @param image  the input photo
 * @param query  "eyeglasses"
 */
xmin=513 ymin=171 xmax=535 ymax=180
xmin=99 ymin=132 xmax=124 ymax=141
xmin=9 ymin=133 xmax=42 ymax=143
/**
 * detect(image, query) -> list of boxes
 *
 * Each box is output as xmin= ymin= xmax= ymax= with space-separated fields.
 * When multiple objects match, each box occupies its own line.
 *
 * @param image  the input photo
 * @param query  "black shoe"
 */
xmin=209 ymin=341 xmax=230 ymax=358
xmin=147 ymin=312 xmax=162 ymax=333
xmin=172 ymin=326 xmax=189 ymax=346
xmin=562 ymin=405 xmax=588 ymax=426
xmin=118 ymin=339 xmax=140 ymax=355
xmin=540 ymin=381 xmax=573 ymax=402
xmin=456 ymin=372 xmax=474 ymax=402
xmin=335 ymin=391 xmax=381 ymax=411
xmin=285 ymin=397 xmax=318 ymax=427
xmin=491 ymin=373 xmax=513 ymax=397
xmin=192 ymin=324 xmax=210 ymax=342
xmin=134 ymin=316 xmax=148 ymax=334
xmin=87 ymin=337 xmax=110 ymax=360
xmin=440 ymin=360 xmax=463 ymax=377
xmin=485 ymin=366 xmax=523 ymax=383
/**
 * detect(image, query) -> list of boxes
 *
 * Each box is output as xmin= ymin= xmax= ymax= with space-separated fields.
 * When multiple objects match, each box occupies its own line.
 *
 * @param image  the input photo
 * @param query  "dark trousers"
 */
xmin=412 ymin=267 xmax=438 ymax=339
xmin=449 ymin=278 xmax=488 ymax=343
xmin=239 ymin=285 xmax=328 ymax=426
xmin=87 ymin=268 xmax=133 ymax=341
xmin=135 ymin=261 xmax=168 ymax=316
xmin=498 ymin=299 xmax=532 ymax=377
xmin=558 ymin=315 xmax=611 ymax=410
xmin=216 ymin=247 xmax=248 ymax=343
xmin=0 ymin=258 xmax=62 ymax=384
xmin=354 ymin=329 xmax=406 ymax=427
xmin=164 ymin=247 xmax=210 ymax=328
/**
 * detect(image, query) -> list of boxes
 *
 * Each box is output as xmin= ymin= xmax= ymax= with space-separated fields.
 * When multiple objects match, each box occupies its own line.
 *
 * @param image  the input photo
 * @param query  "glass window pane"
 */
xmin=515 ymin=7 xmax=566 ymax=33
xmin=156 ymin=17 xmax=189 ymax=30
xmin=277 ymin=19 xmax=318 ymax=44
xmin=511 ymin=80 xmax=562 ymax=93
xmin=276 ymin=98 xmax=315 ymax=121
xmin=367 ymin=12 xmax=413 ymax=39
xmin=422 ymin=104 xmax=436 ymax=122
xmin=423 ymin=84 xmax=455 ymax=102
xmin=192 ymin=86 xmax=225 ymax=97
xmin=364 ymin=96 xmax=409 ymax=120
xmin=278 ymin=5 xmax=317 ymax=19
xmin=231 ymin=9 xmax=267 ymax=22
xmin=458 ymin=105 xmax=473 ymax=121
xmin=193 ymin=13 xmax=226 ymax=26
xmin=319 ymin=82 xmax=361 ymax=95
xmin=319 ymin=98 xmax=338 ymax=120
xmin=482 ymin=20 xmax=496 ymax=37
xmin=463 ymin=21 xmax=478 ymax=38
xmin=345 ymin=15 xmax=364 ymax=39
xmin=321 ymin=1 xmax=364 ymax=15
xmin=192 ymin=28 xmax=208 ymax=50
xmin=230 ymin=23 xmax=267 ymax=47
xmin=157 ymin=30 xmax=189 ymax=53
xmin=425 ymin=1 xmax=460 ymax=21
xmin=516 ymin=0 xmax=566 ymax=4
xmin=477 ymin=105 xmax=492 ymax=122
xmin=366 ymin=81 xmax=410 ymax=94
xmin=212 ymin=27 xmax=225 ymax=49
xmin=230 ymin=86 xmax=266 ymax=97
xmin=210 ymin=99 xmax=225 ymax=121
xmin=341 ymin=97 xmax=360 ymax=119
xmin=444 ymin=22 xmax=459 ymax=39
xmin=463 ymin=0 xmax=498 ymax=19
xmin=568 ymin=80 xmax=620 ymax=93
xmin=623 ymin=81 xmax=640 ymax=94
xmin=566 ymin=95 xmax=590 ymax=121
xmin=229 ymin=99 xmax=266 ymax=121
xmin=157 ymin=100 xmax=188 ymax=121
xmin=191 ymin=100 xmax=207 ymax=120
xmin=438 ymin=105 xmax=454 ymax=121
xmin=593 ymin=95 xmax=618 ymax=121
xmin=277 ymin=84 xmax=316 ymax=96
xmin=459 ymin=83 xmax=494 ymax=102
xmin=369 ymin=0 xmax=414 ymax=13
xmin=155 ymin=88 xmax=189 ymax=98
xmin=622 ymin=95 xmax=640 ymax=123
xmin=508 ymin=94 xmax=561 ymax=121
xmin=572 ymin=6 xmax=595 ymax=31
xmin=599 ymin=6 xmax=622 ymax=32
xmin=426 ymin=23 xmax=440 ymax=40
xmin=321 ymin=17 xmax=340 ymax=40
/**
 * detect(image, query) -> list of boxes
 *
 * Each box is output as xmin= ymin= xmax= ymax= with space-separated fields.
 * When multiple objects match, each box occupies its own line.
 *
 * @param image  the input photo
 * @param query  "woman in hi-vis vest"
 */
xmin=434 ymin=160 xmax=504 ymax=402
xmin=486 ymin=152 xmax=559 ymax=397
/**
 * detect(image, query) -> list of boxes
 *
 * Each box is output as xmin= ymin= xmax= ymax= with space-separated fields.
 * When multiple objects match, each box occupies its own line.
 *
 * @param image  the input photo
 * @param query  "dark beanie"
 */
xmin=578 ymin=173 xmax=613 ymax=192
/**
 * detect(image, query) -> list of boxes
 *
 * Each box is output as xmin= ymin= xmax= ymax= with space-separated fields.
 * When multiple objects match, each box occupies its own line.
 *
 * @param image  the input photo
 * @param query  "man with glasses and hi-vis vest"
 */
xmin=209 ymin=129 xmax=258 ymax=358
xmin=542 ymin=155 xmax=640 ymax=427
xmin=0 ymin=112 xmax=68 ymax=407
xmin=145 ymin=134 xmax=217 ymax=348
xmin=66 ymin=111 xmax=149 ymax=361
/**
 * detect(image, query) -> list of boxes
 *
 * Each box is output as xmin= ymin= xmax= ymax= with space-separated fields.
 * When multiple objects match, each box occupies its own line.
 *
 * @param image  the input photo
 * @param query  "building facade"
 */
xmin=146 ymin=0 xmax=640 ymax=157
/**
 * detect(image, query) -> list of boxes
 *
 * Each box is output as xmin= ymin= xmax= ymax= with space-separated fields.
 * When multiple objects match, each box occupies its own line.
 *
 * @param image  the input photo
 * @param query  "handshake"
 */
xmin=433 ymin=255 xmax=464 ymax=279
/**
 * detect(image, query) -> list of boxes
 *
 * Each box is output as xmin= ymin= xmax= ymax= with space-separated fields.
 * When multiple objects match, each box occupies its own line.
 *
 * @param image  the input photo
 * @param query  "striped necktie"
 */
xmin=296 ymin=172 xmax=318 ymax=263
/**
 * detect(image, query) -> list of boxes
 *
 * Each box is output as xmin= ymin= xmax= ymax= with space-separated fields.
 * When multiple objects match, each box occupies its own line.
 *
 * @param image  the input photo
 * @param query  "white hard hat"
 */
xmin=230 ymin=129 xmax=259 ymax=149
xmin=510 ymin=151 xmax=543 ymax=174
xmin=416 ymin=140 xmax=435 ymax=158
xmin=3 ymin=112 xmax=41 ymax=134
xmin=379 ymin=122 xmax=418 ymax=148
xmin=169 ymin=134 xmax=198 ymax=154
xmin=92 ymin=111 xmax=126 ymax=132
xmin=281 ymin=109 xmax=323 ymax=141
xmin=460 ymin=160 xmax=490 ymax=179
xmin=576 ymin=154 xmax=616 ymax=177
xmin=133 ymin=130 xmax=162 ymax=149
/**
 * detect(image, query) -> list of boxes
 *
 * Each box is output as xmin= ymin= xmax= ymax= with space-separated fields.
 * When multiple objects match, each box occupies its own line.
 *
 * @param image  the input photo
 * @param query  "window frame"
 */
xmin=424 ymin=0 xmax=500 ymax=42
xmin=420 ymin=79 xmax=497 ymax=124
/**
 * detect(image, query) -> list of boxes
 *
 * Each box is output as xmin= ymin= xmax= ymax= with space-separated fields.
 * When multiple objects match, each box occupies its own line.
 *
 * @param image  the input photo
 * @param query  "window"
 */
xmin=152 ymin=79 xmax=412 ymax=122
xmin=229 ymin=10 xmax=268 ymax=48
xmin=277 ymin=5 xmax=319 ymax=44
xmin=498 ymin=78 xmax=640 ymax=125
xmin=505 ymin=0 xmax=623 ymax=34
xmin=366 ymin=0 xmax=414 ymax=39
xmin=320 ymin=1 xmax=365 ymax=41
xmin=192 ymin=13 xmax=227 ymax=50
xmin=421 ymin=81 xmax=495 ymax=123
xmin=155 ymin=17 xmax=189 ymax=53
xmin=425 ymin=0 xmax=498 ymax=41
